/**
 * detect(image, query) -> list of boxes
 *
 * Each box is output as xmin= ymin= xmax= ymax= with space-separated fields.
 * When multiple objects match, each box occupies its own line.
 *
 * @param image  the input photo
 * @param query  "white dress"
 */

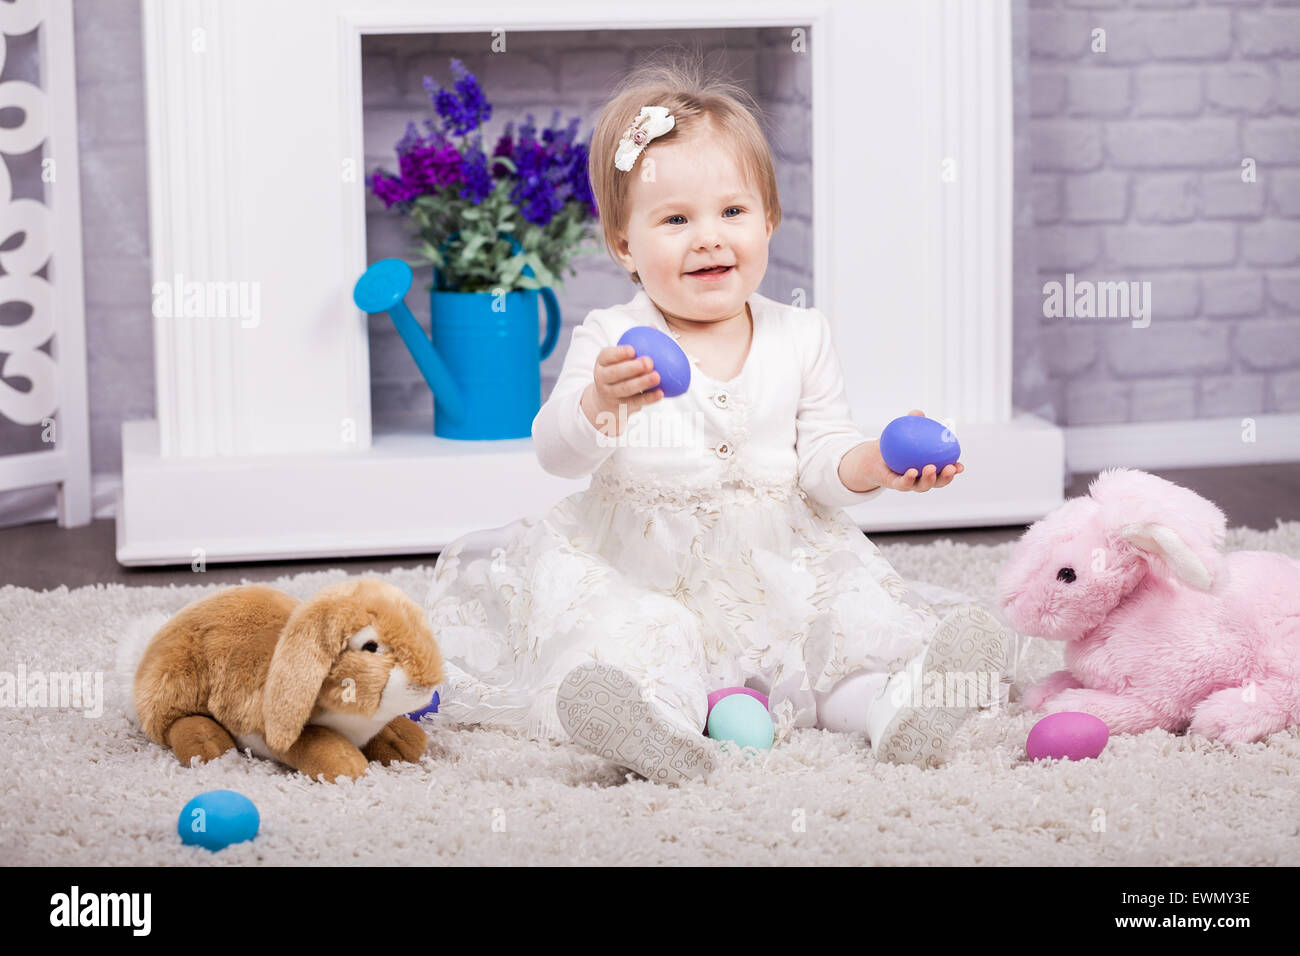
xmin=425 ymin=288 xmax=953 ymax=743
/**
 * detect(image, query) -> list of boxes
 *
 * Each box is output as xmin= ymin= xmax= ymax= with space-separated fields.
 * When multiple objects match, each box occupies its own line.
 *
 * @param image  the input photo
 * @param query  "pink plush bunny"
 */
xmin=996 ymin=467 xmax=1300 ymax=744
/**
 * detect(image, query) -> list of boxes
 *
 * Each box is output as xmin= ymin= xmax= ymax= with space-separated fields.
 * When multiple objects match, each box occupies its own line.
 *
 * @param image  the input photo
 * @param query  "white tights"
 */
xmin=811 ymin=670 xmax=892 ymax=735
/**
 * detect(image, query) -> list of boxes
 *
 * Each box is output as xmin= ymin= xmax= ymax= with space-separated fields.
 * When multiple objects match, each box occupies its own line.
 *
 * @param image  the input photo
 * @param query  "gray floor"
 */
xmin=1 ymin=464 xmax=1297 ymax=592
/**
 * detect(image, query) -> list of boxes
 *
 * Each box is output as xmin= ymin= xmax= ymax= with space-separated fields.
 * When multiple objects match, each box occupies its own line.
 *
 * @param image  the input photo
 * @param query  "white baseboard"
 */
xmin=0 ymin=473 xmax=121 ymax=531
xmin=1065 ymin=414 xmax=1300 ymax=473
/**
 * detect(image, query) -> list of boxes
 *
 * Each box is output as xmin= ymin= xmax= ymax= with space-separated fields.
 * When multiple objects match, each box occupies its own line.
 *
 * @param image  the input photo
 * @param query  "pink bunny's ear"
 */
xmin=1116 ymin=522 xmax=1214 ymax=589
xmin=1089 ymin=467 xmax=1227 ymax=590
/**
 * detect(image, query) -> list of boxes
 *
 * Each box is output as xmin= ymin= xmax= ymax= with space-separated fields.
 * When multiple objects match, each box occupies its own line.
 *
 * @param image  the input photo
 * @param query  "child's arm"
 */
xmin=532 ymin=311 xmax=660 ymax=478
xmin=533 ymin=312 xmax=616 ymax=478
xmin=794 ymin=308 xmax=888 ymax=509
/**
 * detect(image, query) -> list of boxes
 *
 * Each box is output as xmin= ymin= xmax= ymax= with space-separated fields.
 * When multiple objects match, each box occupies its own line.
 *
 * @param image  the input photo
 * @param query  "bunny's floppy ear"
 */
xmin=263 ymin=582 xmax=368 ymax=752
xmin=1090 ymin=467 xmax=1227 ymax=590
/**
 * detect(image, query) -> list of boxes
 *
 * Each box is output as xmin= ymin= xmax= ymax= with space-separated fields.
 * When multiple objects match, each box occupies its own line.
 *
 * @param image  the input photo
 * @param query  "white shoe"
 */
xmin=868 ymin=604 xmax=1007 ymax=768
xmin=555 ymin=662 xmax=716 ymax=785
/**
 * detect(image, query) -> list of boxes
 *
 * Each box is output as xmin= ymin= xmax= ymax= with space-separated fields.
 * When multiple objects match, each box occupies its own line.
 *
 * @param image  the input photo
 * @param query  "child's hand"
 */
xmin=580 ymin=345 xmax=663 ymax=436
xmin=868 ymin=409 xmax=964 ymax=492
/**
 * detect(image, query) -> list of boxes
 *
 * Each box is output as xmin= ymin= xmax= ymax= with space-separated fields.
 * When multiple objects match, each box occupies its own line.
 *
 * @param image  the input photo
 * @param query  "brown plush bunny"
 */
xmin=132 ymin=577 xmax=444 ymax=782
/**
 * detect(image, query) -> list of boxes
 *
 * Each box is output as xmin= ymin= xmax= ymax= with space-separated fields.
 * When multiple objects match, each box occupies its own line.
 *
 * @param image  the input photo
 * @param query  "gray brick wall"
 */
xmin=1023 ymin=0 xmax=1300 ymax=426
xmin=361 ymin=29 xmax=812 ymax=434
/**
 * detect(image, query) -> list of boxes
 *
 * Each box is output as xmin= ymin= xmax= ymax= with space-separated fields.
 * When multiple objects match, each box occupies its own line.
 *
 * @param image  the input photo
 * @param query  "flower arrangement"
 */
xmin=368 ymin=59 xmax=600 ymax=294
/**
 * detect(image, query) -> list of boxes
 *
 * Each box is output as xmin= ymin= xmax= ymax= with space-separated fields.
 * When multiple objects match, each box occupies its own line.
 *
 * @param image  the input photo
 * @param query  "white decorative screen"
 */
xmin=0 ymin=0 xmax=90 ymax=527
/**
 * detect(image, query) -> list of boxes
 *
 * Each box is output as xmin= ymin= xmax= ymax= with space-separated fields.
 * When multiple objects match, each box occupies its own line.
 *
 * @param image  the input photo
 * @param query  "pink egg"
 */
xmin=1026 ymin=711 xmax=1109 ymax=761
xmin=706 ymin=687 xmax=769 ymax=725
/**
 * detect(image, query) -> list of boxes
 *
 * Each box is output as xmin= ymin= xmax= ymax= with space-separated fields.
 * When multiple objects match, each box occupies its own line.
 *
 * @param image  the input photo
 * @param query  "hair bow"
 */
xmin=614 ymin=106 xmax=675 ymax=172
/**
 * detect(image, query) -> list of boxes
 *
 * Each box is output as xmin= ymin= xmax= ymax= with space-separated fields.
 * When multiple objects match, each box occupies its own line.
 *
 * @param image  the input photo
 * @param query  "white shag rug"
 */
xmin=2 ymin=524 xmax=1298 ymax=867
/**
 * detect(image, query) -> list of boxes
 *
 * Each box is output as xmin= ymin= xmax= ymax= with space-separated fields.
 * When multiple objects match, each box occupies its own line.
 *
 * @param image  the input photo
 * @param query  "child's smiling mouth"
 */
xmin=686 ymin=265 xmax=734 ymax=280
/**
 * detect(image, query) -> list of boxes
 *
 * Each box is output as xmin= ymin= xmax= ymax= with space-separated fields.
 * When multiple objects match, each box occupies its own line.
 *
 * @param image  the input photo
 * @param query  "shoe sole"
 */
xmin=874 ymin=605 xmax=1007 ymax=769
xmin=556 ymin=662 xmax=715 ymax=785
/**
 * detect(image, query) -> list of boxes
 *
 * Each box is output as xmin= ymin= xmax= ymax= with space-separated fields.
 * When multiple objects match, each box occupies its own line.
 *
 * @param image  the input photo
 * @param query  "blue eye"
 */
xmin=663 ymin=207 xmax=745 ymax=225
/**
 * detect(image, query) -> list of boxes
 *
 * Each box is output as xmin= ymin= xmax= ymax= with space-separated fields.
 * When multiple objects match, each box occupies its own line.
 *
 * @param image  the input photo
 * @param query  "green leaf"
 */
xmin=523 ymin=252 xmax=555 ymax=287
xmin=500 ymin=253 xmax=525 ymax=286
xmin=459 ymin=231 xmax=487 ymax=263
xmin=420 ymin=240 xmax=444 ymax=266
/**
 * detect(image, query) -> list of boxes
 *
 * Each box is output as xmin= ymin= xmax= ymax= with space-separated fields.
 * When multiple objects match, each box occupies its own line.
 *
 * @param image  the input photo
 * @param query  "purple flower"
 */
xmin=369 ymin=169 xmax=413 ymax=208
xmin=570 ymin=138 xmax=597 ymax=218
xmin=507 ymin=111 xmax=567 ymax=226
xmin=369 ymin=60 xmax=598 ymax=230
xmin=550 ymin=118 xmax=597 ymax=217
xmin=513 ymin=112 xmax=597 ymax=223
xmin=369 ymin=120 xmax=469 ymax=208
xmin=458 ymin=135 xmax=495 ymax=204
xmin=398 ymin=121 xmax=465 ymax=190
xmin=491 ymin=121 xmax=514 ymax=180
xmin=423 ymin=59 xmax=491 ymax=136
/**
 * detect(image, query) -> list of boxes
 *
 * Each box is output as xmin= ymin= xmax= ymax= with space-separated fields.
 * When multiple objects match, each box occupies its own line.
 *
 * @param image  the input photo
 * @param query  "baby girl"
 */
xmin=426 ymin=58 xmax=1009 ymax=783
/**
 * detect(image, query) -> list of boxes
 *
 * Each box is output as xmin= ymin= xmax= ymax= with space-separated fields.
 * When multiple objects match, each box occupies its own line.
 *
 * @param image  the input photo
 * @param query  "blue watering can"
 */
xmin=353 ymin=233 xmax=561 ymax=440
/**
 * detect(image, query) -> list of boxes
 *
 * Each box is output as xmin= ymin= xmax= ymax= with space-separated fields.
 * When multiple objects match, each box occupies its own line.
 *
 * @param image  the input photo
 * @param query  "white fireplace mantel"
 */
xmin=117 ymin=0 xmax=1062 ymax=566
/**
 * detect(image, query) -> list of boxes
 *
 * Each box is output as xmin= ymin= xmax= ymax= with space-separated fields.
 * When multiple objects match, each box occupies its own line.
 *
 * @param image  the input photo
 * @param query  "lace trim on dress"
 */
xmin=590 ymin=465 xmax=807 ymax=513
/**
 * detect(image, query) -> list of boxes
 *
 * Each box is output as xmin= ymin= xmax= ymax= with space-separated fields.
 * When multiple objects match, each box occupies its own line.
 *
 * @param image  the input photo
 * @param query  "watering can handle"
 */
xmin=437 ymin=230 xmax=562 ymax=361
xmin=539 ymin=286 xmax=561 ymax=361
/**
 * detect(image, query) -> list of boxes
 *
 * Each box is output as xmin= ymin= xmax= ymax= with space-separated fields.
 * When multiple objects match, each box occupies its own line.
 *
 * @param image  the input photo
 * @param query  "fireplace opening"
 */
xmin=359 ymin=29 xmax=814 ymax=437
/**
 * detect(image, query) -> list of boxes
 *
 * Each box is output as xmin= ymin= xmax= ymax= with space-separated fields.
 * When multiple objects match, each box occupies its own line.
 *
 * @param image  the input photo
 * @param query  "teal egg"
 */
xmin=706 ymin=693 xmax=774 ymax=751
xmin=178 ymin=789 xmax=259 ymax=851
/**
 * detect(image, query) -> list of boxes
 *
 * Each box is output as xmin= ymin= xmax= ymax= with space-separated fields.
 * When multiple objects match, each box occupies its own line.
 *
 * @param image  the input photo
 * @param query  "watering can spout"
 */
xmin=352 ymin=258 xmax=466 ymax=423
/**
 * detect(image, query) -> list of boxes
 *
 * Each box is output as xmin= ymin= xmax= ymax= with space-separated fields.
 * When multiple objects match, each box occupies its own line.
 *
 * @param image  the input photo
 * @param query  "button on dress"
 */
xmin=425 ymin=289 xmax=950 ymax=742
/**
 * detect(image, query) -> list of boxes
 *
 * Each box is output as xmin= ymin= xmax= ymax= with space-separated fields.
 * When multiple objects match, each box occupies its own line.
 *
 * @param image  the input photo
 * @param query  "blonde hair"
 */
xmin=588 ymin=50 xmax=783 ymax=285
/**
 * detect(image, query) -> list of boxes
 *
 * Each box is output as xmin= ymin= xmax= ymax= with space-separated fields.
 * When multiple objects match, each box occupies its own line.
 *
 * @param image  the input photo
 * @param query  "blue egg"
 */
xmin=178 ymin=790 xmax=260 ymax=851
xmin=706 ymin=693 xmax=774 ymax=751
xmin=616 ymin=326 xmax=691 ymax=398
xmin=879 ymin=415 xmax=961 ymax=476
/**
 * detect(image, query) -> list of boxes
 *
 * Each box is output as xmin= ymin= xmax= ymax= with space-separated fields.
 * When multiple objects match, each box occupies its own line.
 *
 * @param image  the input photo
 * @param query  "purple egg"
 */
xmin=878 ymin=415 xmax=961 ymax=476
xmin=406 ymin=690 xmax=440 ymax=722
xmin=1026 ymin=711 xmax=1109 ymax=761
xmin=617 ymin=326 xmax=691 ymax=398
xmin=705 ymin=686 xmax=769 ymax=724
